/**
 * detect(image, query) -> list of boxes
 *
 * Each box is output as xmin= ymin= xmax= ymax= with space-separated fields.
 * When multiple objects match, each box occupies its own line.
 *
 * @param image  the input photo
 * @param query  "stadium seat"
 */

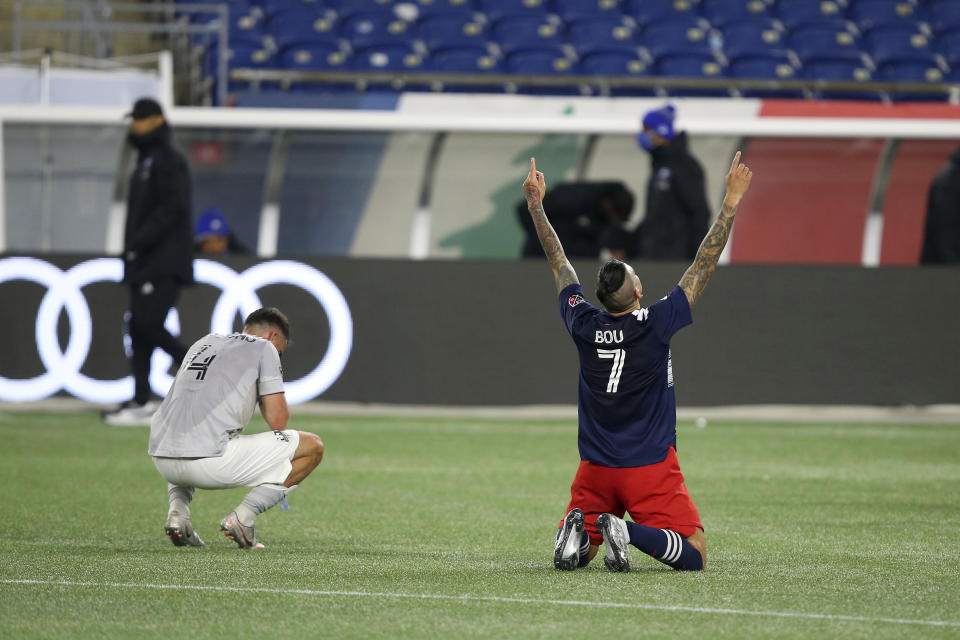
xmin=429 ymin=46 xmax=500 ymax=72
xmin=503 ymin=48 xmax=574 ymax=74
xmin=640 ymin=17 xmax=714 ymax=59
xmin=567 ymin=16 xmax=639 ymax=57
xmin=476 ymin=0 xmax=551 ymax=24
xmin=228 ymin=42 xmax=277 ymax=68
xmin=352 ymin=43 xmax=425 ymax=71
xmin=864 ymin=25 xmax=937 ymax=67
xmin=776 ymin=0 xmax=848 ymax=30
xmin=877 ymin=58 xmax=950 ymax=101
xmin=339 ymin=12 xmax=415 ymax=49
xmin=416 ymin=14 xmax=487 ymax=53
xmin=334 ymin=0 xmax=399 ymax=22
xmin=728 ymin=51 xmax=803 ymax=97
xmin=848 ymin=0 xmax=927 ymax=33
xmin=408 ymin=0 xmax=478 ymax=20
xmin=554 ymin=0 xmax=625 ymax=23
xmin=267 ymin=7 xmax=339 ymax=50
xmin=655 ymin=52 xmax=729 ymax=96
xmin=788 ymin=22 xmax=865 ymax=65
xmin=579 ymin=51 xmax=655 ymax=95
xmin=625 ymin=0 xmax=699 ymax=29
xmin=490 ymin=14 xmax=564 ymax=56
xmin=928 ymin=0 xmax=960 ymax=34
xmin=802 ymin=59 xmax=882 ymax=100
xmin=938 ymin=29 xmax=960 ymax=67
xmin=257 ymin=0 xmax=333 ymax=20
xmin=279 ymin=42 xmax=346 ymax=68
xmin=700 ymin=0 xmax=772 ymax=28
xmin=719 ymin=19 xmax=786 ymax=60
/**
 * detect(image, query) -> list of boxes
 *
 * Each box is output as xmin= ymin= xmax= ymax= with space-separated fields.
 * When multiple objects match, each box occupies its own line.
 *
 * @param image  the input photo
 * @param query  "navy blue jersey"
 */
xmin=559 ymin=283 xmax=693 ymax=468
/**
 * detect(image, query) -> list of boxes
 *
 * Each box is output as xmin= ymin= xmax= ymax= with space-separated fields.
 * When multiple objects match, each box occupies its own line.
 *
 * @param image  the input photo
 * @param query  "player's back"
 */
xmin=559 ymin=284 xmax=692 ymax=467
xmin=148 ymin=333 xmax=283 ymax=458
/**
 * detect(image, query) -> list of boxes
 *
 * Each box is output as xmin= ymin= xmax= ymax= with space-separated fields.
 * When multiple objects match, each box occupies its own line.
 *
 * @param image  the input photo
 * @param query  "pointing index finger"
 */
xmin=530 ymin=157 xmax=537 ymax=175
xmin=730 ymin=151 xmax=741 ymax=173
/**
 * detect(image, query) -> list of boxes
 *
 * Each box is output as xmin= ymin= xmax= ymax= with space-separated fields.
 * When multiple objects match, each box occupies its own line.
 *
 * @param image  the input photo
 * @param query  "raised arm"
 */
xmin=522 ymin=157 xmax=580 ymax=292
xmin=679 ymin=151 xmax=753 ymax=308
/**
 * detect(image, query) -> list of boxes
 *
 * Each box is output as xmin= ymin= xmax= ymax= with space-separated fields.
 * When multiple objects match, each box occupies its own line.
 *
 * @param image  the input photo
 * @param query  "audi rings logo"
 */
xmin=0 ymin=257 xmax=352 ymax=405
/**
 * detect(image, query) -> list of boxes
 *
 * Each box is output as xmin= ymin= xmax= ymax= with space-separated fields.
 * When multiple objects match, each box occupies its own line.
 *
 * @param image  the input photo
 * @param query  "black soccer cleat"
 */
xmin=596 ymin=513 xmax=631 ymax=572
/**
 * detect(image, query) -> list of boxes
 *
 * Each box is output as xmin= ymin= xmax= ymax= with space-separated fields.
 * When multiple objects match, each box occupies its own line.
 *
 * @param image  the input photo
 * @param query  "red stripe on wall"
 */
xmin=880 ymin=140 xmax=958 ymax=265
xmin=732 ymin=138 xmax=882 ymax=265
xmin=759 ymin=100 xmax=960 ymax=119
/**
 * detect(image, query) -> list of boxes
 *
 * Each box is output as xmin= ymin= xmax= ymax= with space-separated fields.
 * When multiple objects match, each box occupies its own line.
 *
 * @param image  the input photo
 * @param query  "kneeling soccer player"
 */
xmin=148 ymin=307 xmax=325 ymax=549
xmin=520 ymin=153 xmax=753 ymax=571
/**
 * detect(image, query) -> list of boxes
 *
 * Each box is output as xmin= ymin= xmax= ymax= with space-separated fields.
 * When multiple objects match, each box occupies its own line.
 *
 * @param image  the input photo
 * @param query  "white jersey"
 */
xmin=148 ymin=333 xmax=285 ymax=458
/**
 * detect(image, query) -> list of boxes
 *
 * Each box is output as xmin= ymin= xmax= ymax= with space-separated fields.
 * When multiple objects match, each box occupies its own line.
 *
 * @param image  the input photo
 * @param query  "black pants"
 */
xmin=128 ymin=278 xmax=188 ymax=404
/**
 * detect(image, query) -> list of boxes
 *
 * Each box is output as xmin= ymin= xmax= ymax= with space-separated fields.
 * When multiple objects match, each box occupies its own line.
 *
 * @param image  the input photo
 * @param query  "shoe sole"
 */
xmin=554 ymin=508 xmax=585 ymax=571
xmin=220 ymin=518 xmax=264 ymax=550
xmin=597 ymin=514 xmax=630 ymax=573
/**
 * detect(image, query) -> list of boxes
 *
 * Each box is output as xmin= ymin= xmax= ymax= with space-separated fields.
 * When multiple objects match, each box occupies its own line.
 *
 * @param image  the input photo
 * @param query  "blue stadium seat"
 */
xmin=279 ymin=42 xmax=348 ymax=69
xmin=554 ymin=0 xmax=625 ymax=23
xmin=877 ymin=58 xmax=949 ymax=101
xmin=728 ymin=51 xmax=803 ymax=97
xmin=409 ymin=0 xmax=478 ymax=20
xmin=938 ymin=28 xmax=960 ymax=67
xmin=776 ymin=0 xmax=848 ymax=30
xmin=848 ymin=0 xmax=927 ymax=33
xmin=864 ymin=25 xmax=937 ymax=67
xmin=640 ymin=17 xmax=714 ymax=59
xmin=334 ymin=0 xmax=398 ymax=22
xmin=929 ymin=0 xmax=960 ymax=34
xmin=504 ymin=48 xmax=575 ymax=74
xmin=228 ymin=42 xmax=277 ymax=68
xmin=428 ymin=46 xmax=500 ymax=72
xmin=655 ymin=52 xmax=729 ymax=96
xmin=719 ymin=19 xmax=786 ymax=60
xmin=579 ymin=51 xmax=655 ymax=95
xmin=258 ymin=0 xmax=333 ymax=20
xmin=788 ymin=22 xmax=865 ymax=65
xmin=567 ymin=16 xmax=639 ymax=57
xmin=267 ymin=7 xmax=339 ymax=50
xmin=339 ymin=12 xmax=415 ymax=49
xmin=802 ymin=58 xmax=882 ymax=100
xmin=352 ymin=43 xmax=425 ymax=71
xmin=701 ymin=0 xmax=772 ymax=28
xmin=416 ymin=14 xmax=487 ymax=53
xmin=491 ymin=14 xmax=564 ymax=56
xmin=625 ymin=0 xmax=699 ymax=29
xmin=476 ymin=0 xmax=551 ymax=24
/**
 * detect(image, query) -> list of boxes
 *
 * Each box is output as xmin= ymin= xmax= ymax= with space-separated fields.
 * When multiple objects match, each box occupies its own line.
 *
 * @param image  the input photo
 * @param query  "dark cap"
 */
xmin=127 ymin=97 xmax=164 ymax=120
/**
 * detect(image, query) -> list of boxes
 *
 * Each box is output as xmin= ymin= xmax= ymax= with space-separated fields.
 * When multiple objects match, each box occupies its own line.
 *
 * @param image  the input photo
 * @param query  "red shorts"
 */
xmin=563 ymin=447 xmax=703 ymax=545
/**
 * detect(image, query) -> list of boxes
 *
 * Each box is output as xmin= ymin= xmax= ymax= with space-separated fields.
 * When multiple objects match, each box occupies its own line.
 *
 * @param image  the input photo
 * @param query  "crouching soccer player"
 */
xmin=521 ymin=153 xmax=753 ymax=571
xmin=148 ymin=307 xmax=325 ymax=549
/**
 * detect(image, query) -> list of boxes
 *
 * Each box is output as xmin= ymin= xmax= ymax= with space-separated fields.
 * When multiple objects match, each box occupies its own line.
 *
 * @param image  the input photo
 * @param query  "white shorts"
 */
xmin=152 ymin=430 xmax=300 ymax=490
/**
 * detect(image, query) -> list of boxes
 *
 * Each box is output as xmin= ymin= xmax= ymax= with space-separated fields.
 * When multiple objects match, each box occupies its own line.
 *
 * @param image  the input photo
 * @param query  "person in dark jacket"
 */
xmin=516 ymin=181 xmax=634 ymax=259
xmin=635 ymin=105 xmax=711 ymax=260
xmin=921 ymin=146 xmax=960 ymax=264
xmin=104 ymin=98 xmax=194 ymax=426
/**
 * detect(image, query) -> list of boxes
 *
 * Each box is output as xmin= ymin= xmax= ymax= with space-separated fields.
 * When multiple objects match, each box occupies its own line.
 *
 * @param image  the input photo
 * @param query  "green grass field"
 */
xmin=0 ymin=410 xmax=958 ymax=639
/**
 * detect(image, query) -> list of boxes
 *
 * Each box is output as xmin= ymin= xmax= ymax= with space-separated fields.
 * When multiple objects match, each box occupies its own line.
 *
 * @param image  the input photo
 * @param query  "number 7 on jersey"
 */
xmin=597 ymin=348 xmax=626 ymax=393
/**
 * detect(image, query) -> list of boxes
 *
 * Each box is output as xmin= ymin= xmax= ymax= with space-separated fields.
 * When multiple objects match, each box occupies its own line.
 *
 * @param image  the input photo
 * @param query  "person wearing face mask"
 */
xmin=634 ymin=105 xmax=712 ymax=261
xmin=103 ymin=98 xmax=194 ymax=426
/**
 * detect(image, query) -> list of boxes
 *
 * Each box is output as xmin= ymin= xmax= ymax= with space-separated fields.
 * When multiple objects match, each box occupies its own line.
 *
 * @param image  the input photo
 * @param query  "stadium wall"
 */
xmin=1 ymin=254 xmax=957 ymax=407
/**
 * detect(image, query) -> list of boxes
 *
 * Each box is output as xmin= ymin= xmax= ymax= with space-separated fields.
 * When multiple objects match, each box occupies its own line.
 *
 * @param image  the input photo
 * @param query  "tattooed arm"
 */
xmin=523 ymin=157 xmax=580 ymax=293
xmin=679 ymin=151 xmax=753 ymax=309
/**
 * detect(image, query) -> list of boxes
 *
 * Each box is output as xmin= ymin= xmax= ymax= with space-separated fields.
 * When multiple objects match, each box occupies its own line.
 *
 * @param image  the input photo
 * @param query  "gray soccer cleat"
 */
xmin=596 ymin=513 xmax=631 ymax=573
xmin=164 ymin=511 xmax=204 ymax=547
xmin=554 ymin=508 xmax=586 ymax=571
xmin=219 ymin=511 xmax=264 ymax=550
xmin=103 ymin=400 xmax=157 ymax=426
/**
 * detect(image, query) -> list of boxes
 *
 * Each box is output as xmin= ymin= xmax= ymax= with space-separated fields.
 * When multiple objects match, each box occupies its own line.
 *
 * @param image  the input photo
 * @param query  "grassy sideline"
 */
xmin=0 ymin=410 xmax=958 ymax=639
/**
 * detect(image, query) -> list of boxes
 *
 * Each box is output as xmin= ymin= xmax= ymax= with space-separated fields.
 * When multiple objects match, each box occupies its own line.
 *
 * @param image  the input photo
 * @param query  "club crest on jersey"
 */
xmin=568 ymin=294 xmax=585 ymax=307
xmin=273 ymin=431 xmax=290 ymax=443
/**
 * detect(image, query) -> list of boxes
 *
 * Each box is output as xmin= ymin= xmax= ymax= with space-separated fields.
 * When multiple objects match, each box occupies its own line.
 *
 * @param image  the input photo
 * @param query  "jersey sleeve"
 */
xmin=559 ymin=283 xmax=596 ymax=335
xmin=647 ymin=285 xmax=693 ymax=343
xmin=257 ymin=341 xmax=285 ymax=397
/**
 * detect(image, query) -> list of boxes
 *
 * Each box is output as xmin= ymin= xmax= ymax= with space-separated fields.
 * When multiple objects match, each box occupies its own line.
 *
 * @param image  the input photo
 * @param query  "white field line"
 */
xmin=2 ymin=579 xmax=957 ymax=628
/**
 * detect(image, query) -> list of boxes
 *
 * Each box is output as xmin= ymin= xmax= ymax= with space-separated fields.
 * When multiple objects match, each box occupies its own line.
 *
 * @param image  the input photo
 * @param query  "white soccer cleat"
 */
xmin=554 ymin=508 xmax=586 ymax=571
xmin=596 ymin=513 xmax=631 ymax=573
xmin=103 ymin=400 xmax=157 ymax=426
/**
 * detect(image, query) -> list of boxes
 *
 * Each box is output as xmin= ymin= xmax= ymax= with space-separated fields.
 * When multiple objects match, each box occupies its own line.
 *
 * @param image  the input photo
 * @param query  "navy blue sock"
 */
xmin=624 ymin=521 xmax=704 ymax=571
